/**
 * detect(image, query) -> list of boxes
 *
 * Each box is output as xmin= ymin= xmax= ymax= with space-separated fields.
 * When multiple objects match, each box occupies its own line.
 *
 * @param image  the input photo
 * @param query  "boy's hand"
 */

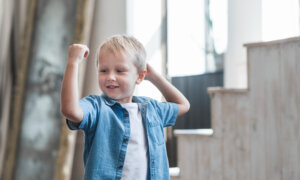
xmin=144 ymin=64 xmax=158 ymax=82
xmin=68 ymin=44 xmax=89 ymax=64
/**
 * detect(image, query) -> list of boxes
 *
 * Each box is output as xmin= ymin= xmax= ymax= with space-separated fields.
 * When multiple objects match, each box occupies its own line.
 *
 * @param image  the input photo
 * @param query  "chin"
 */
xmin=107 ymin=94 xmax=122 ymax=100
xmin=106 ymin=94 xmax=117 ymax=99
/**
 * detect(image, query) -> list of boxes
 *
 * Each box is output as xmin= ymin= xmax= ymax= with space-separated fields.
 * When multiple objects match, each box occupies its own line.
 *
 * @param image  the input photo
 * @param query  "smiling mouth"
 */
xmin=106 ymin=85 xmax=119 ymax=89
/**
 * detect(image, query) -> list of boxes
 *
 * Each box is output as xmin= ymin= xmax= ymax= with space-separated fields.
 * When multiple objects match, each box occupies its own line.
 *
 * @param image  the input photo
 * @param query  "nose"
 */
xmin=107 ymin=72 xmax=116 ymax=81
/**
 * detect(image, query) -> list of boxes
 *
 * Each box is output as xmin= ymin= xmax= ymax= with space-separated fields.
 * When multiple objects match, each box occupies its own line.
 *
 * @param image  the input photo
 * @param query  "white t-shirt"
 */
xmin=121 ymin=103 xmax=148 ymax=180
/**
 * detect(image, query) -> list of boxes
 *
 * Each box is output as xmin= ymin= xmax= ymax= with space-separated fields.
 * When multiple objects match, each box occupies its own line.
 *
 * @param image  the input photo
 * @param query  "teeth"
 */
xmin=107 ymin=85 xmax=118 ymax=88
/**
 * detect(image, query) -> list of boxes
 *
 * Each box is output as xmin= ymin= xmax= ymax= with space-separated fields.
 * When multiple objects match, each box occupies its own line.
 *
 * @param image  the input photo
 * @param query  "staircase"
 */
xmin=171 ymin=37 xmax=300 ymax=180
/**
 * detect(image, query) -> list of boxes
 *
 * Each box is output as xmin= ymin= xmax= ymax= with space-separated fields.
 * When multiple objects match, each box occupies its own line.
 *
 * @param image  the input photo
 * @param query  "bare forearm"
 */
xmin=61 ymin=62 xmax=83 ymax=122
xmin=61 ymin=44 xmax=89 ymax=122
xmin=148 ymin=72 xmax=190 ymax=116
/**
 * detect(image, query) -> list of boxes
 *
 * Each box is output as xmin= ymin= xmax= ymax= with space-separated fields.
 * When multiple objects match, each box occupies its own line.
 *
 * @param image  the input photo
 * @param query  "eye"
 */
xmin=99 ymin=69 xmax=107 ymax=73
xmin=117 ymin=69 xmax=124 ymax=73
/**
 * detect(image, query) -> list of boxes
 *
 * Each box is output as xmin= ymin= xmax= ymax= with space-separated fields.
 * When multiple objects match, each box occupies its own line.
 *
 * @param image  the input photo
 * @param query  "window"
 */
xmin=167 ymin=0 xmax=227 ymax=77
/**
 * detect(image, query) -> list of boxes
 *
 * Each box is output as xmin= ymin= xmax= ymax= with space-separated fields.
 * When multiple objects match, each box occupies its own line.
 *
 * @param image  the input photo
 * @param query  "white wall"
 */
xmin=82 ymin=0 xmax=127 ymax=96
xmin=225 ymin=0 xmax=299 ymax=89
xmin=225 ymin=0 xmax=262 ymax=88
xmin=127 ymin=0 xmax=164 ymax=100
xmin=262 ymin=0 xmax=299 ymax=41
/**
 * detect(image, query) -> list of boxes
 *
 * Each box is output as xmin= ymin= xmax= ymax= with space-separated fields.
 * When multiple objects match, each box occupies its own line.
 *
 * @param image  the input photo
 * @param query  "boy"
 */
xmin=61 ymin=35 xmax=190 ymax=180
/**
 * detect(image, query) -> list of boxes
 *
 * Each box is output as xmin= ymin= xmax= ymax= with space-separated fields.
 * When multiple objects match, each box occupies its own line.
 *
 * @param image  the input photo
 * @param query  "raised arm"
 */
xmin=61 ymin=44 xmax=89 ymax=123
xmin=145 ymin=64 xmax=190 ymax=117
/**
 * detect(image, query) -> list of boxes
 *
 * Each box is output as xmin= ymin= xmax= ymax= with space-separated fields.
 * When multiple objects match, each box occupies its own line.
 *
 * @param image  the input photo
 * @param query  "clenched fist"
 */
xmin=68 ymin=44 xmax=89 ymax=64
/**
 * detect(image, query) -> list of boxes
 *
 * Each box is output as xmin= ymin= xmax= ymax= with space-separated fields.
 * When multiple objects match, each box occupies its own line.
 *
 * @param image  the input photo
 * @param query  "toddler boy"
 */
xmin=61 ymin=35 xmax=190 ymax=180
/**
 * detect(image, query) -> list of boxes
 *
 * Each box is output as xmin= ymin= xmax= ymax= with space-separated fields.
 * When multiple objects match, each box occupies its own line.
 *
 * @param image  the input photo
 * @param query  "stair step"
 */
xmin=174 ymin=129 xmax=213 ymax=136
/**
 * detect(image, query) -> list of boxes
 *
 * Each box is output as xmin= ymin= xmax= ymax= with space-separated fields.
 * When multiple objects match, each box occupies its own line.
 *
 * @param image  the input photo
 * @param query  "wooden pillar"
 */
xmin=0 ymin=0 xmax=15 ymax=177
xmin=2 ymin=1 xmax=38 ymax=179
xmin=2 ymin=0 xmax=92 ymax=179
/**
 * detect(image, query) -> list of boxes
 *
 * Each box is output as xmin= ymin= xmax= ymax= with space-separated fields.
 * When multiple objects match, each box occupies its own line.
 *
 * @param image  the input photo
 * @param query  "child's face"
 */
xmin=98 ymin=50 xmax=145 ymax=104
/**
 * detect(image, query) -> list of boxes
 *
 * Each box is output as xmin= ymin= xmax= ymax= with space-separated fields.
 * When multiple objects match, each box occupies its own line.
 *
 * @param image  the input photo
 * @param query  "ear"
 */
xmin=136 ymin=70 xmax=147 ymax=84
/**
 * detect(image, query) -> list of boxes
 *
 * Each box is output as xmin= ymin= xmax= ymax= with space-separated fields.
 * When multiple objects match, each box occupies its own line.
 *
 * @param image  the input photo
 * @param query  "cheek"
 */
xmin=118 ymin=76 xmax=127 ymax=85
xmin=119 ymin=76 xmax=133 ymax=87
xmin=98 ymin=76 xmax=104 ymax=85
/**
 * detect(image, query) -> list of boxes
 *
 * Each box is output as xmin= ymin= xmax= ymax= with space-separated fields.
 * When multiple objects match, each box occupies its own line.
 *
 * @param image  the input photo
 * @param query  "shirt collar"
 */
xmin=101 ymin=94 xmax=118 ymax=106
xmin=101 ymin=94 xmax=148 ymax=106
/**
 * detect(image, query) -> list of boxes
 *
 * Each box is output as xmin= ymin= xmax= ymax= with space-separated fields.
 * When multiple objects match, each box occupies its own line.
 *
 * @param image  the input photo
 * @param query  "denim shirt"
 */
xmin=66 ymin=94 xmax=178 ymax=180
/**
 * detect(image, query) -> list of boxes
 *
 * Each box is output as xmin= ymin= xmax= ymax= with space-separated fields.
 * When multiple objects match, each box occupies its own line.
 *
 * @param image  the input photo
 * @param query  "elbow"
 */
xmin=60 ymin=105 xmax=80 ymax=122
xmin=183 ymin=100 xmax=190 ymax=114
xmin=186 ymin=100 xmax=190 ymax=112
xmin=61 ymin=105 xmax=72 ymax=118
xmin=177 ymin=100 xmax=190 ymax=117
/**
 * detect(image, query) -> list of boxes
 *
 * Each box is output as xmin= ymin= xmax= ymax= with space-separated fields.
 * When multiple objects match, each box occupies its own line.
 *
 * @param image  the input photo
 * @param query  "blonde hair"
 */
xmin=96 ymin=35 xmax=147 ymax=71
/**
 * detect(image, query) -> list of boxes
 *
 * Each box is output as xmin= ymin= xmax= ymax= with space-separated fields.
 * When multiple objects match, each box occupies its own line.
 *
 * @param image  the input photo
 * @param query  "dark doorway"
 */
xmin=167 ymin=70 xmax=223 ymax=167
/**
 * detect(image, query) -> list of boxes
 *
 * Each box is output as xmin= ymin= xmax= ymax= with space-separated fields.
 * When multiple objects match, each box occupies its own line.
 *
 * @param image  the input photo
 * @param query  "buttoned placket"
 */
xmin=115 ymin=104 xmax=131 ymax=179
xmin=138 ymin=102 xmax=156 ymax=180
xmin=104 ymin=95 xmax=156 ymax=180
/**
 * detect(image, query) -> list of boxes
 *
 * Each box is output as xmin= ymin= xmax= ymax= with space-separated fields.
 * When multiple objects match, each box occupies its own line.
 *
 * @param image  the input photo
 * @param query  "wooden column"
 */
xmin=2 ymin=1 xmax=38 ymax=179
xmin=2 ymin=0 xmax=92 ymax=179
xmin=0 ymin=0 xmax=15 ymax=177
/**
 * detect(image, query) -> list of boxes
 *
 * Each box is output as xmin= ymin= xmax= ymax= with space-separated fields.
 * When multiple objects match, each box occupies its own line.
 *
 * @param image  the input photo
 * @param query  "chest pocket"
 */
xmin=149 ymin=122 xmax=165 ymax=145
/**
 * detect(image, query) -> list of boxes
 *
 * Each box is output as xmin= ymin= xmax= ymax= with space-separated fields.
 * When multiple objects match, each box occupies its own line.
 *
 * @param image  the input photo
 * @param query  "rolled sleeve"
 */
xmin=65 ymin=95 xmax=100 ymax=132
xmin=66 ymin=119 xmax=82 ymax=130
xmin=153 ymin=101 xmax=178 ymax=127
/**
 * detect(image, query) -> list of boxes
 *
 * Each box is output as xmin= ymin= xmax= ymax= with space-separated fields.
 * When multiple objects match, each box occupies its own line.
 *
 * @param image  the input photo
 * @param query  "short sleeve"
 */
xmin=152 ymin=100 xmax=178 ymax=127
xmin=66 ymin=95 xmax=100 ymax=132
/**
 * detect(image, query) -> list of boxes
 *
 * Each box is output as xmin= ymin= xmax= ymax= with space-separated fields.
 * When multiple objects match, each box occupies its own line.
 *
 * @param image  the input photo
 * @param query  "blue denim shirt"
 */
xmin=66 ymin=94 xmax=178 ymax=180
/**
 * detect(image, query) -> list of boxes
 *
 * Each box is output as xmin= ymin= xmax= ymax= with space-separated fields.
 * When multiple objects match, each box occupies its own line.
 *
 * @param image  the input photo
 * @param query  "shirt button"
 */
xmin=124 ymin=113 xmax=129 ymax=117
xmin=124 ymin=138 xmax=128 ymax=142
xmin=119 ymin=165 xmax=123 ymax=169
